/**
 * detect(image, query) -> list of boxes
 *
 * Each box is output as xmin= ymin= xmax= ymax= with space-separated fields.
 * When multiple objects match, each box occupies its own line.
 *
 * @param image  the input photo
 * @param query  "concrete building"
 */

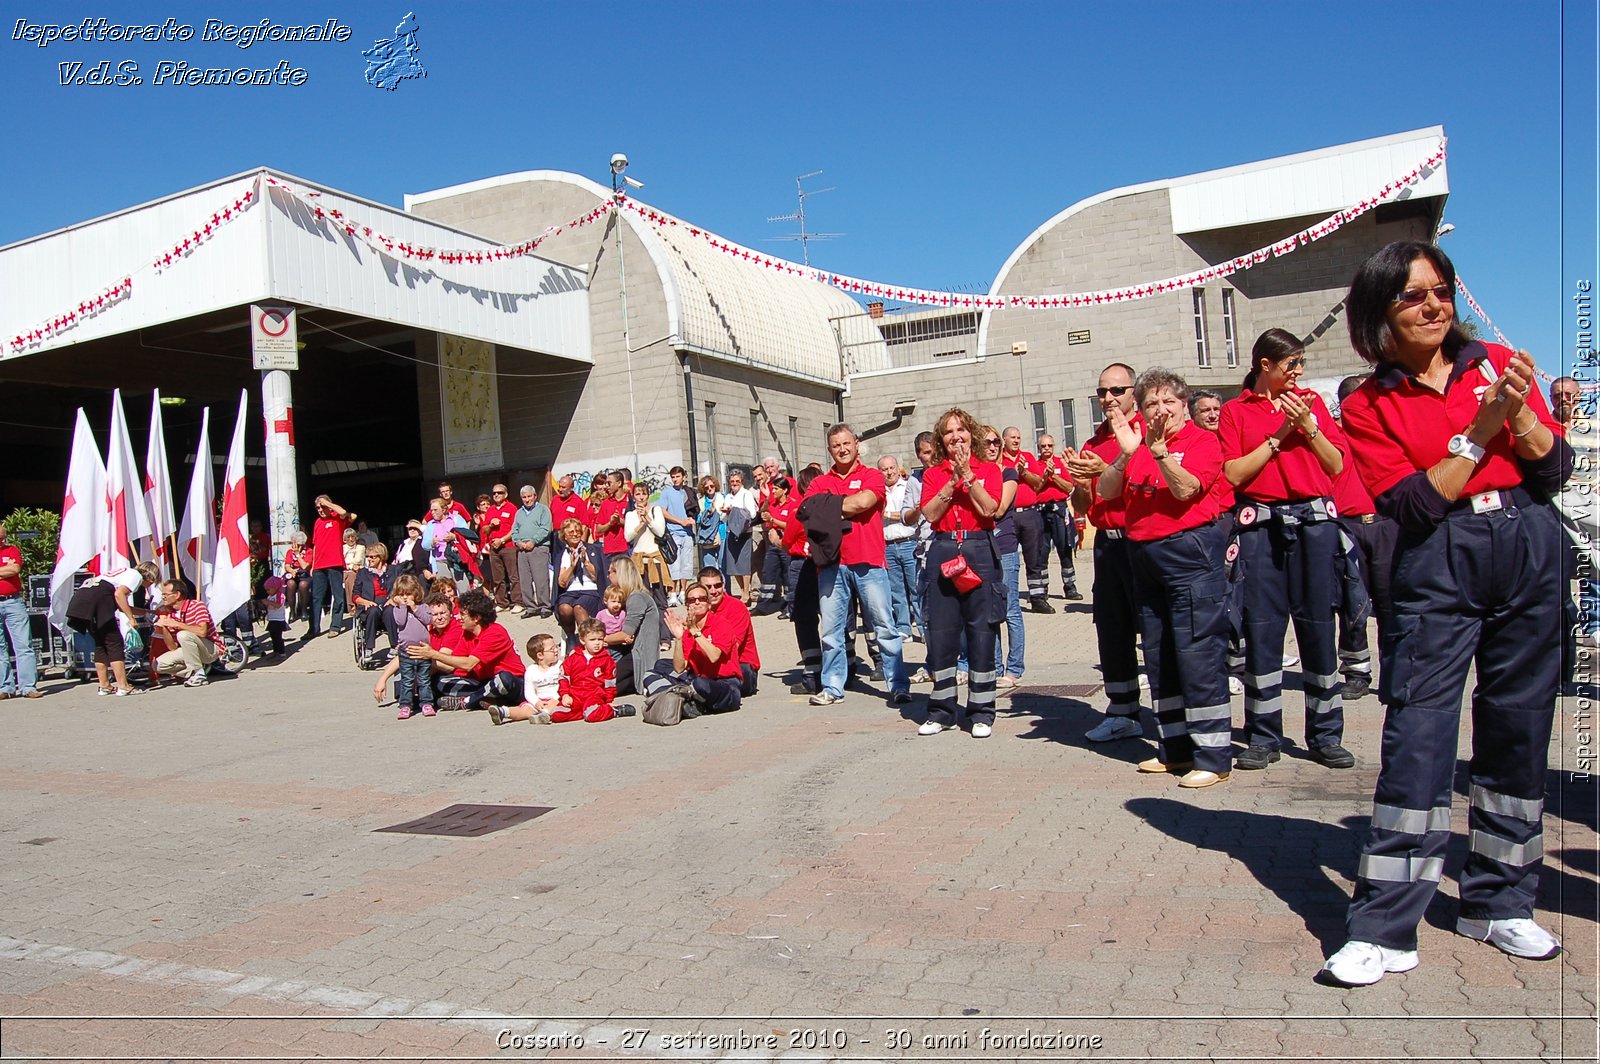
xmin=844 ymin=125 xmax=1449 ymax=460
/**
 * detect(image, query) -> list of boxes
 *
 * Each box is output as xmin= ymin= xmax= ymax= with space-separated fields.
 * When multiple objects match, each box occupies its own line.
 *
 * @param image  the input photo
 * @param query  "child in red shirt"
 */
xmin=550 ymin=619 xmax=637 ymax=722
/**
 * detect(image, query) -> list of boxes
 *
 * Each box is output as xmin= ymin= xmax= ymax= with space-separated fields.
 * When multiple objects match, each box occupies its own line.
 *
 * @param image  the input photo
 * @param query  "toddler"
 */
xmin=550 ymin=619 xmax=636 ymax=723
xmin=385 ymin=575 xmax=435 ymax=720
xmin=487 ymin=633 xmax=563 ymax=725
xmin=596 ymin=585 xmax=628 ymax=660
xmin=261 ymin=575 xmax=289 ymax=655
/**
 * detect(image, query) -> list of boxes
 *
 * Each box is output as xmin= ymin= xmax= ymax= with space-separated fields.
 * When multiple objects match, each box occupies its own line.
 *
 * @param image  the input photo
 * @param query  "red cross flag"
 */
xmin=207 ymin=390 xmax=252 ymax=625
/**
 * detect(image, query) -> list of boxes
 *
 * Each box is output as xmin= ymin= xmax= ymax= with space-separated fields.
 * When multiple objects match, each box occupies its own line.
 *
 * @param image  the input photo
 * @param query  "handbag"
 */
xmin=657 ymin=527 xmax=679 ymax=565
xmin=940 ymin=551 xmax=984 ymax=594
xmin=642 ymin=686 xmax=687 ymax=726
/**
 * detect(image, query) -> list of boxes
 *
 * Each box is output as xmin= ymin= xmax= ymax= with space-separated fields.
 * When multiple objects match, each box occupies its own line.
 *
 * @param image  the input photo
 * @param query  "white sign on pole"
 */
xmin=250 ymin=305 xmax=299 ymax=370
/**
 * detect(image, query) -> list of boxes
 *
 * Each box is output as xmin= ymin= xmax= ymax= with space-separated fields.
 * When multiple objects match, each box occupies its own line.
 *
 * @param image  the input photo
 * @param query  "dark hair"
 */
xmin=1243 ymin=328 xmax=1305 ymax=391
xmin=796 ymin=466 xmax=822 ymax=496
xmin=1337 ymin=374 xmax=1369 ymax=404
xmin=697 ymin=565 xmax=724 ymax=582
xmin=669 ymin=465 xmax=686 ymax=477
xmin=913 ymin=431 xmax=936 ymax=451
xmin=457 ymin=588 xmax=496 ymax=626
xmin=1133 ymin=367 xmax=1189 ymax=406
xmin=1346 ymin=240 xmax=1469 ymax=365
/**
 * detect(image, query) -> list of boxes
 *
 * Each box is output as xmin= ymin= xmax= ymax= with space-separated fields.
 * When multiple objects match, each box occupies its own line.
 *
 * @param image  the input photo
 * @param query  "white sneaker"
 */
xmin=970 ymin=721 xmax=992 ymax=739
xmin=1456 ymin=917 xmax=1562 ymax=960
xmin=917 ymin=720 xmax=944 ymax=736
xmin=1320 ymin=940 xmax=1419 ymax=986
xmin=1282 ymin=653 xmax=1300 ymax=668
xmin=1085 ymin=715 xmax=1142 ymax=742
xmin=1228 ymin=675 xmax=1244 ymax=696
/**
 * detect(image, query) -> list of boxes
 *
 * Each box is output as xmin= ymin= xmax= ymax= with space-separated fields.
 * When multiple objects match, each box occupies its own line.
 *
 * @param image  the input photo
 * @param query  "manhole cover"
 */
xmin=374 ymin=804 xmax=553 ymax=837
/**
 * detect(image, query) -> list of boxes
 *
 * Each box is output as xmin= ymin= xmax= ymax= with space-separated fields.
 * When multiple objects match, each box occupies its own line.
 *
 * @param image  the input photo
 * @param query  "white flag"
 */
xmin=207 ymin=390 xmax=252 ymax=624
xmin=142 ymin=389 xmax=178 ymax=569
xmin=48 ymin=410 xmax=109 ymax=636
xmin=103 ymin=389 xmax=153 ymax=572
xmin=176 ymin=408 xmax=215 ymax=596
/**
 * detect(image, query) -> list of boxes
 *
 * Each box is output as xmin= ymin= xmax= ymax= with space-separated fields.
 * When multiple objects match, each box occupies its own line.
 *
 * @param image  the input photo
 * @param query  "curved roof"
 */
xmin=975 ymin=126 xmax=1449 ymax=358
xmin=408 ymin=172 xmax=886 ymax=385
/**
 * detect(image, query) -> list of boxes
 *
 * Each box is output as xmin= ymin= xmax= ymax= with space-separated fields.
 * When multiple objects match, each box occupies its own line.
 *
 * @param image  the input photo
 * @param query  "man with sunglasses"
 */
xmin=698 ymin=566 xmax=760 ymax=696
xmin=482 ymin=483 xmax=520 ymax=611
xmin=1066 ymin=363 xmax=1146 ymax=742
xmin=1035 ymin=435 xmax=1082 ymax=602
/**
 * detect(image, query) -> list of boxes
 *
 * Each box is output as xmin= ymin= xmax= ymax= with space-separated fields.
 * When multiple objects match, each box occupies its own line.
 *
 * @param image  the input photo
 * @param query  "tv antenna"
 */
xmin=767 ymin=170 xmax=843 ymax=266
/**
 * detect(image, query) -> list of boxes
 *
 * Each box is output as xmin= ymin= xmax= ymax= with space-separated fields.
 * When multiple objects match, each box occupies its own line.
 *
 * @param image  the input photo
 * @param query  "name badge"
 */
xmin=849 ymin=480 xmax=861 ymax=490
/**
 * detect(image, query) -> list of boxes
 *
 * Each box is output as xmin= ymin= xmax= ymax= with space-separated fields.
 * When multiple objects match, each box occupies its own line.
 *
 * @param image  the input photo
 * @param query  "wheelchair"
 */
xmin=351 ymin=605 xmax=390 ymax=671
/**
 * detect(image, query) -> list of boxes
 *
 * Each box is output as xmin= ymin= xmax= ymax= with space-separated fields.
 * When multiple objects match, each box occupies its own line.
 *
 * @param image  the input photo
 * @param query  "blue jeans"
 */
xmin=818 ymin=563 xmax=904 ymax=697
xmin=884 ymin=539 xmax=920 ymax=638
xmin=0 ymin=595 xmax=37 ymax=694
xmin=1000 ymin=549 xmax=1024 ymax=678
xmin=396 ymin=652 xmax=433 ymax=710
xmin=309 ymin=568 xmax=345 ymax=635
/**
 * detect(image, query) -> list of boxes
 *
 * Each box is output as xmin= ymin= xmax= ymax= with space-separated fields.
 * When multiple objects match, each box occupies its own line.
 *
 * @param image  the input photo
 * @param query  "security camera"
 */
xmin=623 ymin=176 xmax=645 ymax=190
xmin=610 ymin=153 xmax=629 ymax=174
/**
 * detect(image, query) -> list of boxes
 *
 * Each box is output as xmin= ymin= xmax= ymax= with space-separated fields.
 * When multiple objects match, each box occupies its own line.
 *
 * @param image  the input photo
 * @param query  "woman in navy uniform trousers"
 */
xmin=1321 ymin=240 xmax=1572 ymax=987
xmin=1097 ymin=368 xmax=1232 ymax=788
xmin=917 ymin=408 xmax=1004 ymax=738
xmin=1218 ymin=328 xmax=1354 ymax=772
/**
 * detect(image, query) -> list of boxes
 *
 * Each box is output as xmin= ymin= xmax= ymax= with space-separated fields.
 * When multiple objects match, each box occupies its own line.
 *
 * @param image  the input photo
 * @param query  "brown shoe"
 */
xmin=22 ymin=690 xmax=42 ymax=699
xmin=1178 ymin=769 xmax=1230 ymax=789
xmin=1137 ymin=757 xmax=1193 ymax=774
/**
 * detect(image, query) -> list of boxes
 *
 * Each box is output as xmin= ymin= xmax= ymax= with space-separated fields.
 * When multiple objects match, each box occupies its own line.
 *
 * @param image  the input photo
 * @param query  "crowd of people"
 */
xmin=23 ymin=239 xmax=1585 ymax=992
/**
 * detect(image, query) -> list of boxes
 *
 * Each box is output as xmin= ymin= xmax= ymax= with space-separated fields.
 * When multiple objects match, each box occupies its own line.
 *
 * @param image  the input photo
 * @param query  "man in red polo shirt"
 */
xmin=1035 ymin=434 xmax=1082 ymax=602
xmin=435 ymin=481 xmax=472 ymax=523
xmin=408 ymin=588 xmax=525 ymax=711
xmin=1067 ymin=362 xmax=1145 ymax=742
xmin=1002 ymin=426 xmax=1054 ymax=614
xmin=481 ymin=482 xmax=520 ymax=610
xmin=594 ymin=471 xmax=630 ymax=568
xmin=805 ymin=423 xmax=906 ymax=706
xmin=549 ymin=474 xmax=593 ymax=540
xmin=699 ymin=565 xmax=760 ymax=695
xmin=0 ymin=522 xmax=40 ymax=699
xmin=307 ymin=495 xmax=355 ymax=638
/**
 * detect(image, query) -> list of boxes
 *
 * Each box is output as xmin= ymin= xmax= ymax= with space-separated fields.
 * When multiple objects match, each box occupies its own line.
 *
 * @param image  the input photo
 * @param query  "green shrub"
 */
xmin=3 ymin=507 xmax=60 ymax=579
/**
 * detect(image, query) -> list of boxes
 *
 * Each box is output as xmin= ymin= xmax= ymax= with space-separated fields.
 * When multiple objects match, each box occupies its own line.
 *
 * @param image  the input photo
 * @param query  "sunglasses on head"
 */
xmin=1096 ymin=385 xmax=1132 ymax=398
xmin=1392 ymin=284 xmax=1452 ymax=307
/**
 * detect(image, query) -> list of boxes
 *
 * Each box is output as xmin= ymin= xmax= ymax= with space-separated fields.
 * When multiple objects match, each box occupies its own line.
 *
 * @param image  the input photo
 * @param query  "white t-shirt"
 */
xmin=527 ymin=662 xmax=561 ymax=703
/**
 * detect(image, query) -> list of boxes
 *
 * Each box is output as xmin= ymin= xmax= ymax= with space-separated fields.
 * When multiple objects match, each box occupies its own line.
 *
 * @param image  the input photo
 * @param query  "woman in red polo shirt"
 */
xmin=917 ymin=407 xmax=1003 ymax=738
xmin=1097 ymin=368 xmax=1231 ymax=788
xmin=1218 ymin=328 xmax=1353 ymax=774
xmin=1321 ymin=241 xmax=1571 ymax=987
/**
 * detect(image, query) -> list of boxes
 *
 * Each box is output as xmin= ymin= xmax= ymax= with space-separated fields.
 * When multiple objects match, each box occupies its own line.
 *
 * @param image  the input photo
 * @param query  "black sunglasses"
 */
xmin=1096 ymin=386 xmax=1132 ymax=398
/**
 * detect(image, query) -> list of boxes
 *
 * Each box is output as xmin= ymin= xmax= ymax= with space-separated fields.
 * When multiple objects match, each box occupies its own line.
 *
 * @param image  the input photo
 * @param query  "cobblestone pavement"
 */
xmin=1 ymin=591 xmax=1595 ymax=1062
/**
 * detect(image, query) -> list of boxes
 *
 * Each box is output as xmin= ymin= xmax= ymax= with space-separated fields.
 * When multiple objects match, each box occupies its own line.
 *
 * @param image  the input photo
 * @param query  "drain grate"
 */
xmin=1022 ymin=684 xmax=1105 ymax=700
xmin=374 ymin=804 xmax=553 ymax=837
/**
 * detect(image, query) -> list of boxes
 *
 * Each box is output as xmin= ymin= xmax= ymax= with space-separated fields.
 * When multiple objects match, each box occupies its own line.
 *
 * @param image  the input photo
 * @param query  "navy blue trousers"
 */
xmin=1128 ymin=520 xmax=1232 ymax=774
xmin=1092 ymin=532 xmax=1141 ymax=716
xmin=1346 ymin=495 xmax=1562 ymax=951
xmin=924 ymin=534 xmax=1002 ymax=728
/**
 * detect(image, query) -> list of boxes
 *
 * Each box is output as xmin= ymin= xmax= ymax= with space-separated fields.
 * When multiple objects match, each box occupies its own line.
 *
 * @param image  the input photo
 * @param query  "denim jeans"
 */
xmin=818 ymin=563 xmax=904 ymax=697
xmin=957 ymin=550 xmax=1023 ymax=679
xmin=0 ymin=595 xmax=37 ymax=694
xmin=396 ymin=653 xmax=433 ymax=710
xmin=309 ymin=567 xmax=345 ymax=635
xmin=884 ymin=539 xmax=920 ymax=638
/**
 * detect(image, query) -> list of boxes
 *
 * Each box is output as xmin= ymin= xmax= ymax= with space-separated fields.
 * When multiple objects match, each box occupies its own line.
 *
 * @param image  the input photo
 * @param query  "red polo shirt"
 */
xmin=1341 ymin=342 xmax=1563 ymax=500
xmin=921 ymin=460 xmax=1004 ymax=533
xmin=311 ymin=514 xmax=351 ymax=570
xmin=549 ymin=493 xmax=593 ymax=538
xmin=684 ymin=618 xmax=743 ymax=679
xmin=807 ymin=463 xmax=887 ymax=567
xmin=595 ymin=496 xmax=629 ymax=554
xmin=781 ymin=501 xmax=810 ymax=558
xmin=1218 ymin=388 xmax=1348 ymax=503
xmin=1123 ymin=422 xmax=1225 ymax=542
xmin=1001 ymin=450 xmax=1042 ymax=508
xmin=482 ymin=501 xmax=516 ymax=546
xmin=1036 ymin=455 xmax=1070 ymax=505
xmin=462 ymin=622 xmax=525 ymax=681
xmin=0 ymin=544 xmax=21 ymax=597
xmin=429 ymin=617 xmax=466 ymax=667
xmin=1084 ymin=414 xmax=1143 ymax=532
xmin=1330 ymin=459 xmax=1377 ymax=518
xmin=707 ymin=594 xmax=760 ymax=670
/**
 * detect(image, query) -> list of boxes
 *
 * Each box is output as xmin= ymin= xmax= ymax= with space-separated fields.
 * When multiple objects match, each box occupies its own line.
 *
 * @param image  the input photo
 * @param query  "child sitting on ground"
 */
xmin=595 ymin=585 xmax=628 ymax=662
xmin=385 ymin=575 xmax=435 ymax=720
xmin=486 ymin=633 xmax=563 ymax=726
xmin=551 ymin=619 xmax=636 ymax=723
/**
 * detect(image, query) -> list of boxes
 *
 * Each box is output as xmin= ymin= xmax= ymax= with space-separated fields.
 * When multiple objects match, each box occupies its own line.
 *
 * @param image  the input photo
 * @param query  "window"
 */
xmin=1059 ymin=399 xmax=1078 ymax=450
xmin=705 ymin=402 xmax=719 ymax=476
xmin=1193 ymin=289 xmax=1211 ymax=369
xmin=1031 ymin=402 xmax=1048 ymax=442
xmin=1222 ymin=288 xmax=1239 ymax=369
xmin=750 ymin=409 xmax=761 ymax=463
xmin=788 ymin=417 xmax=799 ymax=469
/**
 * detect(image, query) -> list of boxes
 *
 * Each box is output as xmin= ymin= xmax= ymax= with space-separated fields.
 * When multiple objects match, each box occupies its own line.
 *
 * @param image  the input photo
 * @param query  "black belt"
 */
xmin=1098 ymin=528 xmax=1126 ymax=540
xmin=933 ymin=530 xmax=992 ymax=542
xmin=1446 ymin=486 xmax=1533 ymax=518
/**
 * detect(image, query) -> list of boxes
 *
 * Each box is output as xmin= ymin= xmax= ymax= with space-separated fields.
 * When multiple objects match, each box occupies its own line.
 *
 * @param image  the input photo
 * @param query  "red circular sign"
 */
xmin=258 ymin=309 xmax=290 ymax=337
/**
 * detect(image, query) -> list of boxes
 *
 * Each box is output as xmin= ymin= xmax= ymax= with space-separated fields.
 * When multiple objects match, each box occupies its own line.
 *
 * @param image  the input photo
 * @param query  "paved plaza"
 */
xmin=1 ymin=593 xmax=1595 ymax=1062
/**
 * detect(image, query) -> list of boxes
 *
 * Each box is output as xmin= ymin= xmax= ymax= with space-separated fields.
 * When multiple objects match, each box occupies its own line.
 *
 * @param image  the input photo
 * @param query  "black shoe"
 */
xmin=520 ymin=608 xmax=536 ymax=619
xmin=436 ymin=695 xmax=467 ymax=712
xmin=789 ymin=676 xmax=820 ymax=695
xmin=1030 ymin=597 xmax=1056 ymax=614
xmin=869 ymin=664 xmax=885 ymax=682
xmin=1342 ymin=674 xmax=1371 ymax=700
xmin=1235 ymin=745 xmax=1281 ymax=770
xmin=1064 ymin=589 xmax=1084 ymax=601
xmin=1311 ymin=743 xmax=1356 ymax=769
xmin=612 ymin=703 xmax=637 ymax=718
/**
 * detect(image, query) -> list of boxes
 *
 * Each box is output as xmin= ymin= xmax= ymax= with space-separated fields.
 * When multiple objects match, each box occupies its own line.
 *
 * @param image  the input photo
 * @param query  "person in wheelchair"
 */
xmin=350 ymin=543 xmax=397 ymax=668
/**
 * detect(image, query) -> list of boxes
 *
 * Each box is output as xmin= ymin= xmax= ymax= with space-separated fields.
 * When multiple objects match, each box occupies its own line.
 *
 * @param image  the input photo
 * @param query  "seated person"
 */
xmin=151 ymin=579 xmax=225 ymax=688
xmin=639 ymin=584 xmax=744 ymax=714
xmin=548 ymin=619 xmax=637 ymax=723
xmin=406 ymin=589 xmax=525 ymax=711
xmin=350 ymin=542 xmax=396 ymax=664
xmin=487 ymin=633 xmax=563 ymax=725
xmin=699 ymin=566 xmax=760 ymax=696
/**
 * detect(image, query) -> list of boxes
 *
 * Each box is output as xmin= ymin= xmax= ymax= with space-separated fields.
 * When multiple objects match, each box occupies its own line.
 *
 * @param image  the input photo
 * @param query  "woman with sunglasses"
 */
xmin=1321 ymin=241 xmax=1571 ymax=987
xmin=917 ymin=407 xmax=1004 ymax=738
xmin=1097 ymin=368 xmax=1232 ymax=788
xmin=1218 ymin=328 xmax=1353 ymax=774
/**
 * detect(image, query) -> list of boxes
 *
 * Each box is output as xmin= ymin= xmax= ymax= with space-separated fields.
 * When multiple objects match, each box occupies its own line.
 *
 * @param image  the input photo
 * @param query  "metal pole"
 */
xmin=681 ymin=352 xmax=700 ymax=476
xmin=260 ymin=369 xmax=300 ymax=576
xmin=611 ymin=184 xmax=641 ymax=471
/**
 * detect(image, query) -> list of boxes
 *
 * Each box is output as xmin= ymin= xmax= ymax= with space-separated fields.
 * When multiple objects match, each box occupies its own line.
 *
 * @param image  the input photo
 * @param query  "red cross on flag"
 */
xmin=48 ymin=410 xmax=108 ymax=636
xmin=207 ymin=390 xmax=252 ymax=625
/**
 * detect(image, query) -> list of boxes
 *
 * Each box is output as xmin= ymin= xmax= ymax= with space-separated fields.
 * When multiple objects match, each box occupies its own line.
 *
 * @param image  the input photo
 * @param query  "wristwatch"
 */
xmin=1447 ymin=434 xmax=1486 ymax=463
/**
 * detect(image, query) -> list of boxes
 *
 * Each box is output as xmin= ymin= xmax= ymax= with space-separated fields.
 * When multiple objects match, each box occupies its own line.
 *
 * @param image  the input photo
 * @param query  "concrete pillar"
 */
xmin=260 ymin=369 xmax=299 ymax=574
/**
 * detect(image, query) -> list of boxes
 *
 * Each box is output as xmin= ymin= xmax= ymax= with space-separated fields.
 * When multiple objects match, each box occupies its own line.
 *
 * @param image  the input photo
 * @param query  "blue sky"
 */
xmin=2 ymin=1 xmax=1593 ymax=374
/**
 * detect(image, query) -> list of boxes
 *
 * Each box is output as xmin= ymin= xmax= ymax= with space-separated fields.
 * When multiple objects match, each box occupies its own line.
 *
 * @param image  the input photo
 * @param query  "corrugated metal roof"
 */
xmin=407 ymin=171 xmax=888 ymax=385
xmin=1 ymin=167 xmax=591 ymax=364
